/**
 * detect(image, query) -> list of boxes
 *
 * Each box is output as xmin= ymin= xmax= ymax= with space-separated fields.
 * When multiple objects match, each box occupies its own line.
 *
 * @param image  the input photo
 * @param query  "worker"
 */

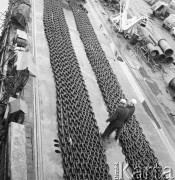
xmin=101 ymin=98 xmax=137 ymax=140
xmin=101 ymin=98 xmax=127 ymax=139
xmin=114 ymin=99 xmax=137 ymax=140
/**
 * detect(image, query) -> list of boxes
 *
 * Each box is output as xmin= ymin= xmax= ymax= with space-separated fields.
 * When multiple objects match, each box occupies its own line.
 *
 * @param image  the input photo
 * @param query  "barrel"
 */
xmin=165 ymin=56 xmax=174 ymax=64
xmin=158 ymin=39 xmax=174 ymax=56
xmin=147 ymin=43 xmax=159 ymax=57
xmin=154 ymin=46 xmax=166 ymax=62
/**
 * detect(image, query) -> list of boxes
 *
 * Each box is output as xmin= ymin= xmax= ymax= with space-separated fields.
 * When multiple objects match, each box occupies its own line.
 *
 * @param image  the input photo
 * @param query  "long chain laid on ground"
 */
xmin=69 ymin=1 xmax=164 ymax=179
xmin=43 ymin=0 xmax=111 ymax=179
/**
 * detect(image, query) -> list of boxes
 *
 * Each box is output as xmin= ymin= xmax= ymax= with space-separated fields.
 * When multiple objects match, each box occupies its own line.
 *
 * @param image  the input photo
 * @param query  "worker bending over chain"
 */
xmin=101 ymin=99 xmax=137 ymax=140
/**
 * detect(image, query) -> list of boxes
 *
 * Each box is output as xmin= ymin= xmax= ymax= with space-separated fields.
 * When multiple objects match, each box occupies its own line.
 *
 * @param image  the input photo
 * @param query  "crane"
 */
xmin=109 ymin=0 xmax=147 ymax=39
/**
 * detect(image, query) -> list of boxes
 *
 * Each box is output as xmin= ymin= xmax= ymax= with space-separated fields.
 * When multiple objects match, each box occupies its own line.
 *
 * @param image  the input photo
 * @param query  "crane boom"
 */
xmin=110 ymin=0 xmax=147 ymax=35
xmin=120 ymin=0 xmax=130 ymax=30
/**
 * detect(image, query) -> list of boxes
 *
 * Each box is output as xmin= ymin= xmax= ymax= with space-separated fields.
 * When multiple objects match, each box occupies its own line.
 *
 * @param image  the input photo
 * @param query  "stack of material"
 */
xmin=140 ymin=27 xmax=174 ymax=63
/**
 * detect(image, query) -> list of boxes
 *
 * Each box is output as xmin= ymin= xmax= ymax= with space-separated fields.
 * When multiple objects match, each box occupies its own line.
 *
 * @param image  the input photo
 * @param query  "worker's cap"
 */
xmin=119 ymin=99 xmax=127 ymax=104
xmin=130 ymin=99 xmax=137 ymax=105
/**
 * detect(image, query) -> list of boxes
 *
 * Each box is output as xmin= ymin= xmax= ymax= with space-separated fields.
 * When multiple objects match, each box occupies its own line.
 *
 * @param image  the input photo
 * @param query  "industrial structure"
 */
xmin=0 ymin=0 xmax=175 ymax=180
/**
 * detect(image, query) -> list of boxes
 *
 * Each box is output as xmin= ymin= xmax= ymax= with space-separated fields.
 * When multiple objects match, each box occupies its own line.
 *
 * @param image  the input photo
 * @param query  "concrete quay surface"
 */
xmin=31 ymin=0 xmax=175 ymax=179
xmin=8 ymin=122 xmax=27 ymax=180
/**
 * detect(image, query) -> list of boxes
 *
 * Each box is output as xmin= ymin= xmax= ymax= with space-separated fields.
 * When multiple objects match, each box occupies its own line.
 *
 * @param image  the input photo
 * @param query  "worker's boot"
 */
xmin=114 ymin=135 xmax=118 ymax=141
xmin=100 ymin=132 xmax=109 ymax=140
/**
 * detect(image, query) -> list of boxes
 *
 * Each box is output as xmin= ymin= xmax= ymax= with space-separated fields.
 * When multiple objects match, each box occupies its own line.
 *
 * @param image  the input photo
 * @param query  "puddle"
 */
xmin=146 ymin=80 xmax=162 ymax=96
xmin=139 ymin=66 xmax=151 ymax=79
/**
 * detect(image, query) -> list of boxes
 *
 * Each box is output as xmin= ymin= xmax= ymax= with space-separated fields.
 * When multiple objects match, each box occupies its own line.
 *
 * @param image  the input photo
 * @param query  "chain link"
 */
xmin=43 ymin=0 xmax=111 ymax=179
xmin=69 ymin=1 xmax=164 ymax=179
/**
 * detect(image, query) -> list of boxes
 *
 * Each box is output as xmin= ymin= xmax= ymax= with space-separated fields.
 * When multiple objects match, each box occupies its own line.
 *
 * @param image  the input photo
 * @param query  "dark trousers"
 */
xmin=101 ymin=123 xmax=120 ymax=139
xmin=115 ymin=128 xmax=121 ymax=140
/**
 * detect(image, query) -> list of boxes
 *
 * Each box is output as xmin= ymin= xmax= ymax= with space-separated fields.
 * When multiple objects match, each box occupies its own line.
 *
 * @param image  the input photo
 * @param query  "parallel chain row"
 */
xmin=43 ymin=0 xmax=111 ymax=179
xmin=69 ymin=1 xmax=164 ymax=179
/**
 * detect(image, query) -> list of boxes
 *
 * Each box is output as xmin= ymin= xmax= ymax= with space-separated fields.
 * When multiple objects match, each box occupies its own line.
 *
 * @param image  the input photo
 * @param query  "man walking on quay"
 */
xmin=101 ymin=99 xmax=137 ymax=140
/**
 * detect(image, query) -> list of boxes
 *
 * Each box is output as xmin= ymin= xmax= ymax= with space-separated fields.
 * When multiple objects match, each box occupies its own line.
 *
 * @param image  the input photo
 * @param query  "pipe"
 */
xmin=154 ymin=45 xmax=166 ymax=62
xmin=158 ymin=39 xmax=174 ymax=56
xmin=147 ymin=43 xmax=159 ymax=57
xmin=149 ymin=34 xmax=157 ymax=45
xmin=149 ymin=30 xmax=174 ymax=61
xmin=165 ymin=56 xmax=174 ymax=64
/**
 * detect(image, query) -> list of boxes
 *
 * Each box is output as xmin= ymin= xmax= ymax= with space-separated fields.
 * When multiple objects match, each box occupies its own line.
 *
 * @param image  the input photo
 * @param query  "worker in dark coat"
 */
xmin=101 ymin=99 xmax=137 ymax=140
xmin=114 ymin=99 xmax=137 ymax=140
xmin=101 ymin=99 xmax=127 ymax=139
